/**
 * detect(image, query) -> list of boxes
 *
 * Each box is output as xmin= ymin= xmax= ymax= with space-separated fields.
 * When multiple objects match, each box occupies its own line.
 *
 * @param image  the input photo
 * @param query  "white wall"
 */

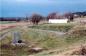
xmin=49 ymin=19 xmax=68 ymax=23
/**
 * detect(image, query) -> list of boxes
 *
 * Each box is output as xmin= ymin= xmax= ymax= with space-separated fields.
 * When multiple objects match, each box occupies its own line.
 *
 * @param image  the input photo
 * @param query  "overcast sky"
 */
xmin=0 ymin=0 xmax=86 ymax=17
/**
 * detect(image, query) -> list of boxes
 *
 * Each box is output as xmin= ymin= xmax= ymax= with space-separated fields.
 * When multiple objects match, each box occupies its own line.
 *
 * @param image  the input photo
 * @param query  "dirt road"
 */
xmin=0 ymin=22 xmax=31 ymax=40
xmin=0 ymin=22 xmax=30 ymax=31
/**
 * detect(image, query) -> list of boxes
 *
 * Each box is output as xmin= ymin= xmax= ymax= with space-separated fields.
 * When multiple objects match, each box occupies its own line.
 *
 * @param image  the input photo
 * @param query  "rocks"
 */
xmin=71 ymin=45 xmax=86 ymax=55
xmin=28 ymin=47 xmax=44 ymax=53
xmin=11 ymin=43 xmax=26 ymax=47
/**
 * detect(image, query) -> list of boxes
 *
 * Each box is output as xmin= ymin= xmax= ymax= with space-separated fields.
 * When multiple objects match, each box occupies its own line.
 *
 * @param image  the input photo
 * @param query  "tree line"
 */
xmin=0 ymin=11 xmax=86 ymax=25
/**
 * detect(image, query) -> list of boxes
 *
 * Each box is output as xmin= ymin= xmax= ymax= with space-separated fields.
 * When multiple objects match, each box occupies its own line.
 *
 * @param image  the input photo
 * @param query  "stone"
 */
xmin=28 ymin=47 xmax=44 ymax=53
xmin=11 ymin=43 xmax=26 ymax=46
xmin=12 ymin=31 xmax=22 ymax=43
xmin=11 ymin=31 xmax=26 ymax=46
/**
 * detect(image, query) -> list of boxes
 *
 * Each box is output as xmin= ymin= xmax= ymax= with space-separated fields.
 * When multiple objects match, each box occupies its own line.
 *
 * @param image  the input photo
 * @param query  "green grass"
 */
xmin=0 ymin=23 xmax=86 ymax=56
xmin=0 ymin=21 xmax=16 ymax=24
xmin=24 ymin=28 xmax=86 ymax=56
xmin=29 ymin=23 xmax=75 ymax=32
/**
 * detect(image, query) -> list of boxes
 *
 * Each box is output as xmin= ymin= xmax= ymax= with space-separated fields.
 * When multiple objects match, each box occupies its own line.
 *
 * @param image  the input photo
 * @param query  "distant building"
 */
xmin=48 ymin=19 xmax=68 ymax=23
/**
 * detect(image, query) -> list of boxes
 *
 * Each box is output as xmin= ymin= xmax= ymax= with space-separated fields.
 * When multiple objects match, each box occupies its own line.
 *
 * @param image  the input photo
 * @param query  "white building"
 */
xmin=48 ymin=19 xmax=68 ymax=23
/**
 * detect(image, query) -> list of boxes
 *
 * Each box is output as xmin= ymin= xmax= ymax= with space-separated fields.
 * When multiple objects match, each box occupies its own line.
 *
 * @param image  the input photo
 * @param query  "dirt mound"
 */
xmin=71 ymin=45 xmax=86 ymax=55
xmin=57 ymin=45 xmax=86 ymax=56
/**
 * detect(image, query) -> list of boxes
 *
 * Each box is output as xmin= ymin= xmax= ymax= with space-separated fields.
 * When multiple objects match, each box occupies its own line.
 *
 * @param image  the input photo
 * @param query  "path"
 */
xmin=0 ymin=29 xmax=13 ymax=40
xmin=18 ymin=24 xmax=66 ymax=36
xmin=0 ymin=22 xmax=30 ymax=40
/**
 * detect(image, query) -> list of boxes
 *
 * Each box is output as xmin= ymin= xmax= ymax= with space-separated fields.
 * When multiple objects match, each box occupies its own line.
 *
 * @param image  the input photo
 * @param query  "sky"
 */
xmin=0 ymin=0 xmax=86 ymax=17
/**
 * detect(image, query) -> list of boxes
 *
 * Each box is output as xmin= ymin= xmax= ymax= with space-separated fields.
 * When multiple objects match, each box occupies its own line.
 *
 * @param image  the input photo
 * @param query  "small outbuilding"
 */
xmin=48 ymin=19 xmax=68 ymax=23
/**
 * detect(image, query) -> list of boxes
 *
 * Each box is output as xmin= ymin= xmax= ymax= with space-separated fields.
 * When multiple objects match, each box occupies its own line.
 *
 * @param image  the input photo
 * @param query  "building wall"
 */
xmin=49 ymin=19 xmax=68 ymax=23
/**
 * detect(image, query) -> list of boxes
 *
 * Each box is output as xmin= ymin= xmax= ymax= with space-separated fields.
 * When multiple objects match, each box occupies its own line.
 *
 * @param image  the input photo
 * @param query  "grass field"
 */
xmin=29 ymin=23 xmax=75 ymax=32
xmin=0 ymin=21 xmax=16 ymax=24
xmin=0 ymin=22 xmax=86 ymax=56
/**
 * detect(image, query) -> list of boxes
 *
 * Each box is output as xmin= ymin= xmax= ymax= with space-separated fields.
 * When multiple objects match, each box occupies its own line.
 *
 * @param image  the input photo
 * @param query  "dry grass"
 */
xmin=0 ymin=22 xmax=86 ymax=56
xmin=29 ymin=23 xmax=75 ymax=32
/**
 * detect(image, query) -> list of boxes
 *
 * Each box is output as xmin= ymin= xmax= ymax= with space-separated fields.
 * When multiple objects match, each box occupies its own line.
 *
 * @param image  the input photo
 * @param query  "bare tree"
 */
xmin=30 ymin=14 xmax=44 ymax=25
xmin=47 ymin=12 xmax=57 ymax=20
xmin=47 ymin=12 xmax=63 ymax=20
xmin=64 ymin=12 xmax=74 ymax=21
